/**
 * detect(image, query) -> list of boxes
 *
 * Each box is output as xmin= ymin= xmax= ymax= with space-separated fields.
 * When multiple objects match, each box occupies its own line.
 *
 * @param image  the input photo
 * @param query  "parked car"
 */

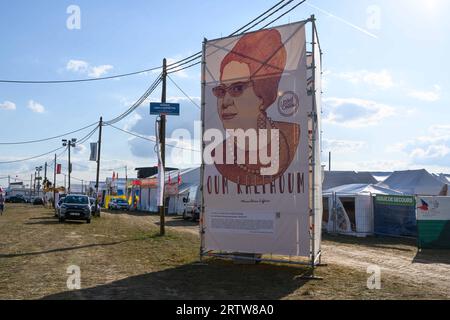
xmin=109 ymin=198 xmax=130 ymax=211
xmin=6 ymin=195 xmax=27 ymax=203
xmin=89 ymin=197 xmax=101 ymax=217
xmin=33 ymin=197 xmax=44 ymax=205
xmin=182 ymin=185 xmax=201 ymax=221
xmin=58 ymin=194 xmax=92 ymax=223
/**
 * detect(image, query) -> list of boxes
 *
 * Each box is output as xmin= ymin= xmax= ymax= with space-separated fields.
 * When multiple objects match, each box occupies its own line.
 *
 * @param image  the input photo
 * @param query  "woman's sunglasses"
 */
xmin=212 ymin=81 xmax=253 ymax=98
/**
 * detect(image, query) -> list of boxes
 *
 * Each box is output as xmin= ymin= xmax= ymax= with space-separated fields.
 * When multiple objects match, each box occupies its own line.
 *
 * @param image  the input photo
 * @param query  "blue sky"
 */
xmin=1 ymin=0 xmax=449 ymax=188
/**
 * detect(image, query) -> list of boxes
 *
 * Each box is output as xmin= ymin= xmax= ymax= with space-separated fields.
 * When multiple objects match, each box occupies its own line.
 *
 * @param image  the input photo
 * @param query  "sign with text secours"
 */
xmin=150 ymin=102 xmax=180 ymax=116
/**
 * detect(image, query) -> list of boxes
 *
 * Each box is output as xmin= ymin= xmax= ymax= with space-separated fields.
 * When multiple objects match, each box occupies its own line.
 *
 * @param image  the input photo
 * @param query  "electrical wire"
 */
xmin=241 ymin=0 xmax=297 ymax=32
xmin=105 ymin=74 xmax=162 ymax=125
xmin=167 ymin=75 xmax=201 ymax=110
xmin=0 ymin=146 xmax=67 ymax=165
xmin=0 ymin=124 xmax=98 ymax=166
xmin=0 ymin=66 xmax=163 ymax=84
xmin=0 ymin=1 xmax=303 ymax=84
xmin=105 ymin=123 xmax=201 ymax=152
xmin=167 ymin=61 xmax=201 ymax=75
xmin=260 ymin=0 xmax=307 ymax=29
xmin=0 ymin=122 xmax=98 ymax=145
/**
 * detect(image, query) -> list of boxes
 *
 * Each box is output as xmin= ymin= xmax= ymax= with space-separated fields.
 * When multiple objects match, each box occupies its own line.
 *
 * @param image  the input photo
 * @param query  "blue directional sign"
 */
xmin=150 ymin=102 xmax=180 ymax=116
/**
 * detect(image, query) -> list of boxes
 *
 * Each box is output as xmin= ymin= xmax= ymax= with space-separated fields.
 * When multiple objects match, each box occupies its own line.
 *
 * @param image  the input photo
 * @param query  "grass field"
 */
xmin=0 ymin=204 xmax=448 ymax=300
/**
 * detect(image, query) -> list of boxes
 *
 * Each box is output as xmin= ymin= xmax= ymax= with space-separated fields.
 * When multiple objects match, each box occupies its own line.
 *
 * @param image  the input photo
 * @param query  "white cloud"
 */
xmin=330 ymin=160 xmax=410 ymax=172
xmin=66 ymin=59 xmax=89 ymax=73
xmin=73 ymin=144 xmax=87 ymax=155
xmin=323 ymin=97 xmax=396 ymax=128
xmin=323 ymin=139 xmax=366 ymax=154
xmin=0 ymin=101 xmax=16 ymax=110
xmin=27 ymin=100 xmax=45 ymax=113
xmin=88 ymin=65 xmax=114 ymax=78
xmin=408 ymin=85 xmax=441 ymax=102
xmin=66 ymin=59 xmax=114 ymax=78
xmin=398 ymin=125 xmax=450 ymax=166
xmin=337 ymin=69 xmax=394 ymax=90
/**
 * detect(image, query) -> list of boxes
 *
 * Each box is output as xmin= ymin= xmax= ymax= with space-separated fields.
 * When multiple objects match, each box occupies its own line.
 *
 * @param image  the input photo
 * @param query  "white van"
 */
xmin=182 ymin=185 xmax=201 ymax=221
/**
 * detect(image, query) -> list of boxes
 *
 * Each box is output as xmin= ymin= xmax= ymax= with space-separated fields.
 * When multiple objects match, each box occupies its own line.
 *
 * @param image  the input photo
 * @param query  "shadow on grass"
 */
xmin=322 ymin=233 xmax=417 ymax=252
xmin=42 ymin=260 xmax=309 ymax=300
xmin=413 ymin=249 xmax=450 ymax=265
xmin=159 ymin=219 xmax=198 ymax=228
xmin=24 ymin=220 xmax=88 ymax=226
xmin=0 ymin=239 xmax=142 ymax=259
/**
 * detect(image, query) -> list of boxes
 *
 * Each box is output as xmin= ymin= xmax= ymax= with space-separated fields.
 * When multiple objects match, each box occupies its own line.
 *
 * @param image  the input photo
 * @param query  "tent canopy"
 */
xmin=323 ymin=183 xmax=404 ymax=197
xmin=378 ymin=169 xmax=447 ymax=196
xmin=323 ymin=171 xmax=378 ymax=190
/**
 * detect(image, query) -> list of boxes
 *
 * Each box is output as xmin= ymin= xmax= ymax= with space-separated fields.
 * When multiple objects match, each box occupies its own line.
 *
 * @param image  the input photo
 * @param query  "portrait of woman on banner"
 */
xmin=212 ymin=29 xmax=301 ymax=186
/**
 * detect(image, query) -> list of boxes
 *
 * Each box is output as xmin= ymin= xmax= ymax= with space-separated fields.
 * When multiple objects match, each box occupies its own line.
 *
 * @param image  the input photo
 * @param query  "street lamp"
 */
xmin=62 ymin=138 xmax=77 ymax=194
xmin=35 ymin=166 xmax=43 ymax=196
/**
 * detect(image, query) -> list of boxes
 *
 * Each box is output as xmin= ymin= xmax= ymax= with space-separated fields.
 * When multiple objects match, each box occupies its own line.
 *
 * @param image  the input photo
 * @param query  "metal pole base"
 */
xmin=298 ymin=274 xmax=323 ymax=281
xmin=295 ymin=268 xmax=324 ymax=281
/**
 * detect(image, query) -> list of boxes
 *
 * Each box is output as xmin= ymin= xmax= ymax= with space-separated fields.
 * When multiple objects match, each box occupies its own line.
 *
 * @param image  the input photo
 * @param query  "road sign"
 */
xmin=150 ymin=102 xmax=180 ymax=116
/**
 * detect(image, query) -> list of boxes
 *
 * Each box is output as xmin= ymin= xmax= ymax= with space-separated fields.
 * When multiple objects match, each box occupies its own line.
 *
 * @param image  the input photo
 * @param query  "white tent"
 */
xmin=378 ymin=169 xmax=448 ymax=196
xmin=323 ymin=183 xmax=403 ymax=237
xmin=137 ymin=167 xmax=200 ymax=214
xmin=323 ymin=171 xmax=378 ymax=190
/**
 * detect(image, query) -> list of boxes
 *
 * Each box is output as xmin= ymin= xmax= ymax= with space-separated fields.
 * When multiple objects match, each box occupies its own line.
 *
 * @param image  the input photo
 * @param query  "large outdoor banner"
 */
xmin=417 ymin=196 xmax=450 ymax=249
xmin=202 ymin=22 xmax=314 ymax=257
xmin=374 ymin=195 xmax=417 ymax=237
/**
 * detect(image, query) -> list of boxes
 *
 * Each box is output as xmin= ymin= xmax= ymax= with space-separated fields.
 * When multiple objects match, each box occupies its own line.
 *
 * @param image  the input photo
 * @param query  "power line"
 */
xmin=260 ymin=0 xmax=307 ymax=29
xmin=105 ymin=123 xmax=201 ymax=152
xmin=0 ymin=124 xmax=98 ymax=166
xmin=167 ymin=75 xmax=201 ymax=110
xmin=0 ymin=1 xmax=303 ymax=85
xmin=105 ymin=74 xmax=162 ymax=125
xmin=241 ymin=0 xmax=297 ymax=32
xmin=167 ymin=61 xmax=201 ymax=75
xmin=231 ymin=0 xmax=287 ymax=35
xmin=0 ymin=146 xmax=66 ymax=165
xmin=0 ymin=122 xmax=98 ymax=145
xmin=0 ymin=66 xmax=163 ymax=84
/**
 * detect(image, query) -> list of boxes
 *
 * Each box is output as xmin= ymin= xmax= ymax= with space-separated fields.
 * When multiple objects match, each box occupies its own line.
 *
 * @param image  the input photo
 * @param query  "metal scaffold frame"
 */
xmin=199 ymin=15 xmax=323 ymax=273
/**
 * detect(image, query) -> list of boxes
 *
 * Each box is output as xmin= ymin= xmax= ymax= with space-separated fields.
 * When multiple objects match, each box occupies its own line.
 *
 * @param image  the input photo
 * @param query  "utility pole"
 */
xmin=53 ymin=154 xmax=57 ymax=208
xmin=159 ymin=58 xmax=167 ymax=236
xmin=8 ymin=175 xmax=10 ymax=188
xmin=329 ymin=151 xmax=331 ymax=172
xmin=62 ymin=138 xmax=77 ymax=194
xmin=36 ymin=166 xmax=43 ymax=195
xmin=30 ymin=174 xmax=33 ymax=201
xmin=95 ymin=117 xmax=103 ymax=216
xmin=33 ymin=172 xmax=36 ymax=196
xmin=44 ymin=162 xmax=47 ymax=187
xmin=125 ymin=165 xmax=128 ymax=199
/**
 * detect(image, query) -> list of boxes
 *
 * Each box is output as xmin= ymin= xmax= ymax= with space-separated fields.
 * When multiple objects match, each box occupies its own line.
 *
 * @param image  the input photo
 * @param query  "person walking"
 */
xmin=0 ymin=193 xmax=5 ymax=215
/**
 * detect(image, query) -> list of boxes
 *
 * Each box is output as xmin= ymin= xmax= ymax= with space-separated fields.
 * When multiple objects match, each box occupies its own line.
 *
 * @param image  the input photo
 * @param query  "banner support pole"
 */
xmin=199 ymin=38 xmax=207 ymax=263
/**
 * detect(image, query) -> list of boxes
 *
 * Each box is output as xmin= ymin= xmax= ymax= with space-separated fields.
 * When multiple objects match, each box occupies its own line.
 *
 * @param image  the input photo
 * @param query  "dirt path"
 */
xmin=1 ymin=205 xmax=449 ymax=299
xmin=321 ymin=239 xmax=450 ymax=297
xmin=125 ymin=212 xmax=450 ymax=297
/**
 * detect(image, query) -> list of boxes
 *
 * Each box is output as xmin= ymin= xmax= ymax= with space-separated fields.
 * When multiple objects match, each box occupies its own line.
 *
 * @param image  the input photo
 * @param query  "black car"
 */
xmin=33 ymin=197 xmax=44 ymax=205
xmin=59 ymin=195 xmax=92 ymax=223
xmin=6 ymin=195 xmax=27 ymax=203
